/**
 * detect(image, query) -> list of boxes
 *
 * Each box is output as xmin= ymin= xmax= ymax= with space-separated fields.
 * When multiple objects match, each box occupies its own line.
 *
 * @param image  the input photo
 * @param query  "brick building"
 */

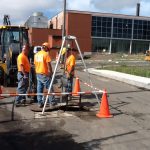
xmin=50 ymin=10 xmax=150 ymax=54
xmin=28 ymin=10 xmax=150 ymax=58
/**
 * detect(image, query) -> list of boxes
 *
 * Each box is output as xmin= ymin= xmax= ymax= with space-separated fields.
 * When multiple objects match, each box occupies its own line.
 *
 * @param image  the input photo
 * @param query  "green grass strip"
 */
xmin=104 ymin=66 xmax=150 ymax=78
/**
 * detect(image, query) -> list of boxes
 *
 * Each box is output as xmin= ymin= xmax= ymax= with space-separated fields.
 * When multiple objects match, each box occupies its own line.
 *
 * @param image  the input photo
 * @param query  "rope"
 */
xmin=0 ymin=90 xmax=103 ymax=97
xmin=79 ymin=78 xmax=101 ymax=91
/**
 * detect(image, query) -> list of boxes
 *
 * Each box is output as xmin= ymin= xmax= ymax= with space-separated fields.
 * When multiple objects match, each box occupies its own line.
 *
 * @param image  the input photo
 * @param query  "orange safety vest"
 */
xmin=34 ymin=50 xmax=51 ymax=75
xmin=65 ymin=54 xmax=76 ymax=75
xmin=17 ymin=53 xmax=30 ymax=73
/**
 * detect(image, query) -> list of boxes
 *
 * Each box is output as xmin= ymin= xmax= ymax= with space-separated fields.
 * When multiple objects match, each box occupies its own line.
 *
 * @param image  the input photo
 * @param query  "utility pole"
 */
xmin=62 ymin=0 xmax=66 ymax=38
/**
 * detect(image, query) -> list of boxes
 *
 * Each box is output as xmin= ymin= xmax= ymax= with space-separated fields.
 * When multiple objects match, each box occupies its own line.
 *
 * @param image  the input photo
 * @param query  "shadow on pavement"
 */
xmin=0 ymin=126 xmax=137 ymax=150
xmin=81 ymin=131 xmax=137 ymax=149
xmin=0 ymin=129 xmax=84 ymax=150
xmin=109 ymin=101 xmax=131 ymax=116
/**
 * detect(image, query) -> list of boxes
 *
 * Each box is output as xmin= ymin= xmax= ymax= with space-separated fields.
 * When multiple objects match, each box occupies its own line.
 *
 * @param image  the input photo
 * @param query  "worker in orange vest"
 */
xmin=34 ymin=42 xmax=56 ymax=108
xmin=65 ymin=48 xmax=76 ymax=92
xmin=15 ymin=44 xmax=31 ymax=106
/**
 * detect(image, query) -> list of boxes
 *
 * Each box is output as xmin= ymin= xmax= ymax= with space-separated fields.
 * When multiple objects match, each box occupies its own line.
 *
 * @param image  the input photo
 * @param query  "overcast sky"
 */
xmin=0 ymin=0 xmax=150 ymax=25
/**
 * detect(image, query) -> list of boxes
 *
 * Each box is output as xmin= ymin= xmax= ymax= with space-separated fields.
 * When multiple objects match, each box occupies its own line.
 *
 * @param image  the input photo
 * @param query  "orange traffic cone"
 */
xmin=72 ymin=77 xmax=81 ymax=96
xmin=0 ymin=86 xmax=3 ymax=99
xmin=96 ymin=89 xmax=113 ymax=118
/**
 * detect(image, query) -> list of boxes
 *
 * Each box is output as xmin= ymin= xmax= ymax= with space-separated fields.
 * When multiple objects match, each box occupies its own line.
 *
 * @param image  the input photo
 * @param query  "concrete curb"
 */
xmin=87 ymin=68 xmax=150 ymax=90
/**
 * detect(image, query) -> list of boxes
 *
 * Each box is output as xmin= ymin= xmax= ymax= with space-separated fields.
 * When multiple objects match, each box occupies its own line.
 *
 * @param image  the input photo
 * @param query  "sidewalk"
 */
xmin=87 ymin=68 xmax=150 ymax=90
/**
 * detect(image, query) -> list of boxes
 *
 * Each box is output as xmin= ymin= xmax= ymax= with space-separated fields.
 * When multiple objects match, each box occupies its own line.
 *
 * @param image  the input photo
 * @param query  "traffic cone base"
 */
xmin=96 ymin=89 xmax=113 ymax=118
xmin=96 ymin=113 xmax=112 ymax=118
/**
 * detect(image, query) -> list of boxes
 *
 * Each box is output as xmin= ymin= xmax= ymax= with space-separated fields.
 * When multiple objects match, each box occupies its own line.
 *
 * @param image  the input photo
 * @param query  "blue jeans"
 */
xmin=16 ymin=72 xmax=29 ymax=103
xmin=65 ymin=76 xmax=73 ymax=92
xmin=36 ymin=74 xmax=55 ymax=105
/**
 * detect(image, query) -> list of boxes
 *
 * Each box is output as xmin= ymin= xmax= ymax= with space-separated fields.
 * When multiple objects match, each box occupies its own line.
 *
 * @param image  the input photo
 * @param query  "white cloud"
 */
xmin=90 ymin=0 xmax=150 ymax=16
xmin=0 ymin=0 xmax=63 ymax=25
xmin=140 ymin=1 xmax=150 ymax=16
xmin=0 ymin=0 xmax=150 ymax=25
xmin=67 ymin=0 xmax=92 ymax=11
xmin=91 ymin=0 xmax=141 ymax=11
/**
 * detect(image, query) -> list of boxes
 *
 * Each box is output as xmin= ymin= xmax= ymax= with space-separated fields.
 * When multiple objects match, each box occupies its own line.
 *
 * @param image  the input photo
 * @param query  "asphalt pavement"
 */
xmin=1 ymin=60 xmax=150 ymax=150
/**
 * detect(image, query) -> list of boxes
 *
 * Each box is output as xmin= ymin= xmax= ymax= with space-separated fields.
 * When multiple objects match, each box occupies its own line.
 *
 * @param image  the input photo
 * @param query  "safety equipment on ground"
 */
xmin=73 ymin=77 xmax=81 ymax=96
xmin=96 ymin=89 xmax=113 ymax=118
xmin=41 ymin=35 xmax=99 ymax=114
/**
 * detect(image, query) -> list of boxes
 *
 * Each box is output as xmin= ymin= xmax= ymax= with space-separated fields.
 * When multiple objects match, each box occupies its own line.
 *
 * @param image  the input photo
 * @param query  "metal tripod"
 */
xmin=42 ymin=35 xmax=99 ymax=114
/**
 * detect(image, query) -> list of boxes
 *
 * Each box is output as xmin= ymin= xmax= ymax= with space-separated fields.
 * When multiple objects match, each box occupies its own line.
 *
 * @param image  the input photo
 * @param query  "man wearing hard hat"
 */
xmin=34 ymin=42 xmax=56 ymax=108
xmin=65 ymin=47 xmax=76 ymax=93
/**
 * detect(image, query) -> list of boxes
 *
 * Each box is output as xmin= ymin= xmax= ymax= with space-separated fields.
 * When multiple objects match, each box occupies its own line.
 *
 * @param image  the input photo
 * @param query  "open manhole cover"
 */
xmin=59 ymin=105 xmax=90 ymax=111
xmin=30 ymin=102 xmax=91 ymax=112
xmin=30 ymin=104 xmax=60 ymax=112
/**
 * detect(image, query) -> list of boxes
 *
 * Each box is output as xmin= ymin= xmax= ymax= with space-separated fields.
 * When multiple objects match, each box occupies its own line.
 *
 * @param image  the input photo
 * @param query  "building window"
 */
xmin=92 ymin=38 xmax=110 ymax=52
xmin=133 ymin=20 xmax=150 ymax=40
xmin=112 ymin=18 xmax=132 ymax=39
xmin=92 ymin=15 xmax=150 ymax=54
xmin=92 ymin=16 xmax=112 ymax=38
xmin=132 ymin=41 xmax=149 ymax=53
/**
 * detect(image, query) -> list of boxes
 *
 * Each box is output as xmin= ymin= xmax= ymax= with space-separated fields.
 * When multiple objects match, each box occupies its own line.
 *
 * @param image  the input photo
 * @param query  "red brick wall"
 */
xmin=28 ymin=28 xmax=62 ymax=59
xmin=49 ymin=12 xmax=92 ymax=52
xmin=66 ymin=13 xmax=92 ymax=52
xmin=28 ymin=28 xmax=62 ymax=46
xmin=48 ymin=35 xmax=62 ymax=48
